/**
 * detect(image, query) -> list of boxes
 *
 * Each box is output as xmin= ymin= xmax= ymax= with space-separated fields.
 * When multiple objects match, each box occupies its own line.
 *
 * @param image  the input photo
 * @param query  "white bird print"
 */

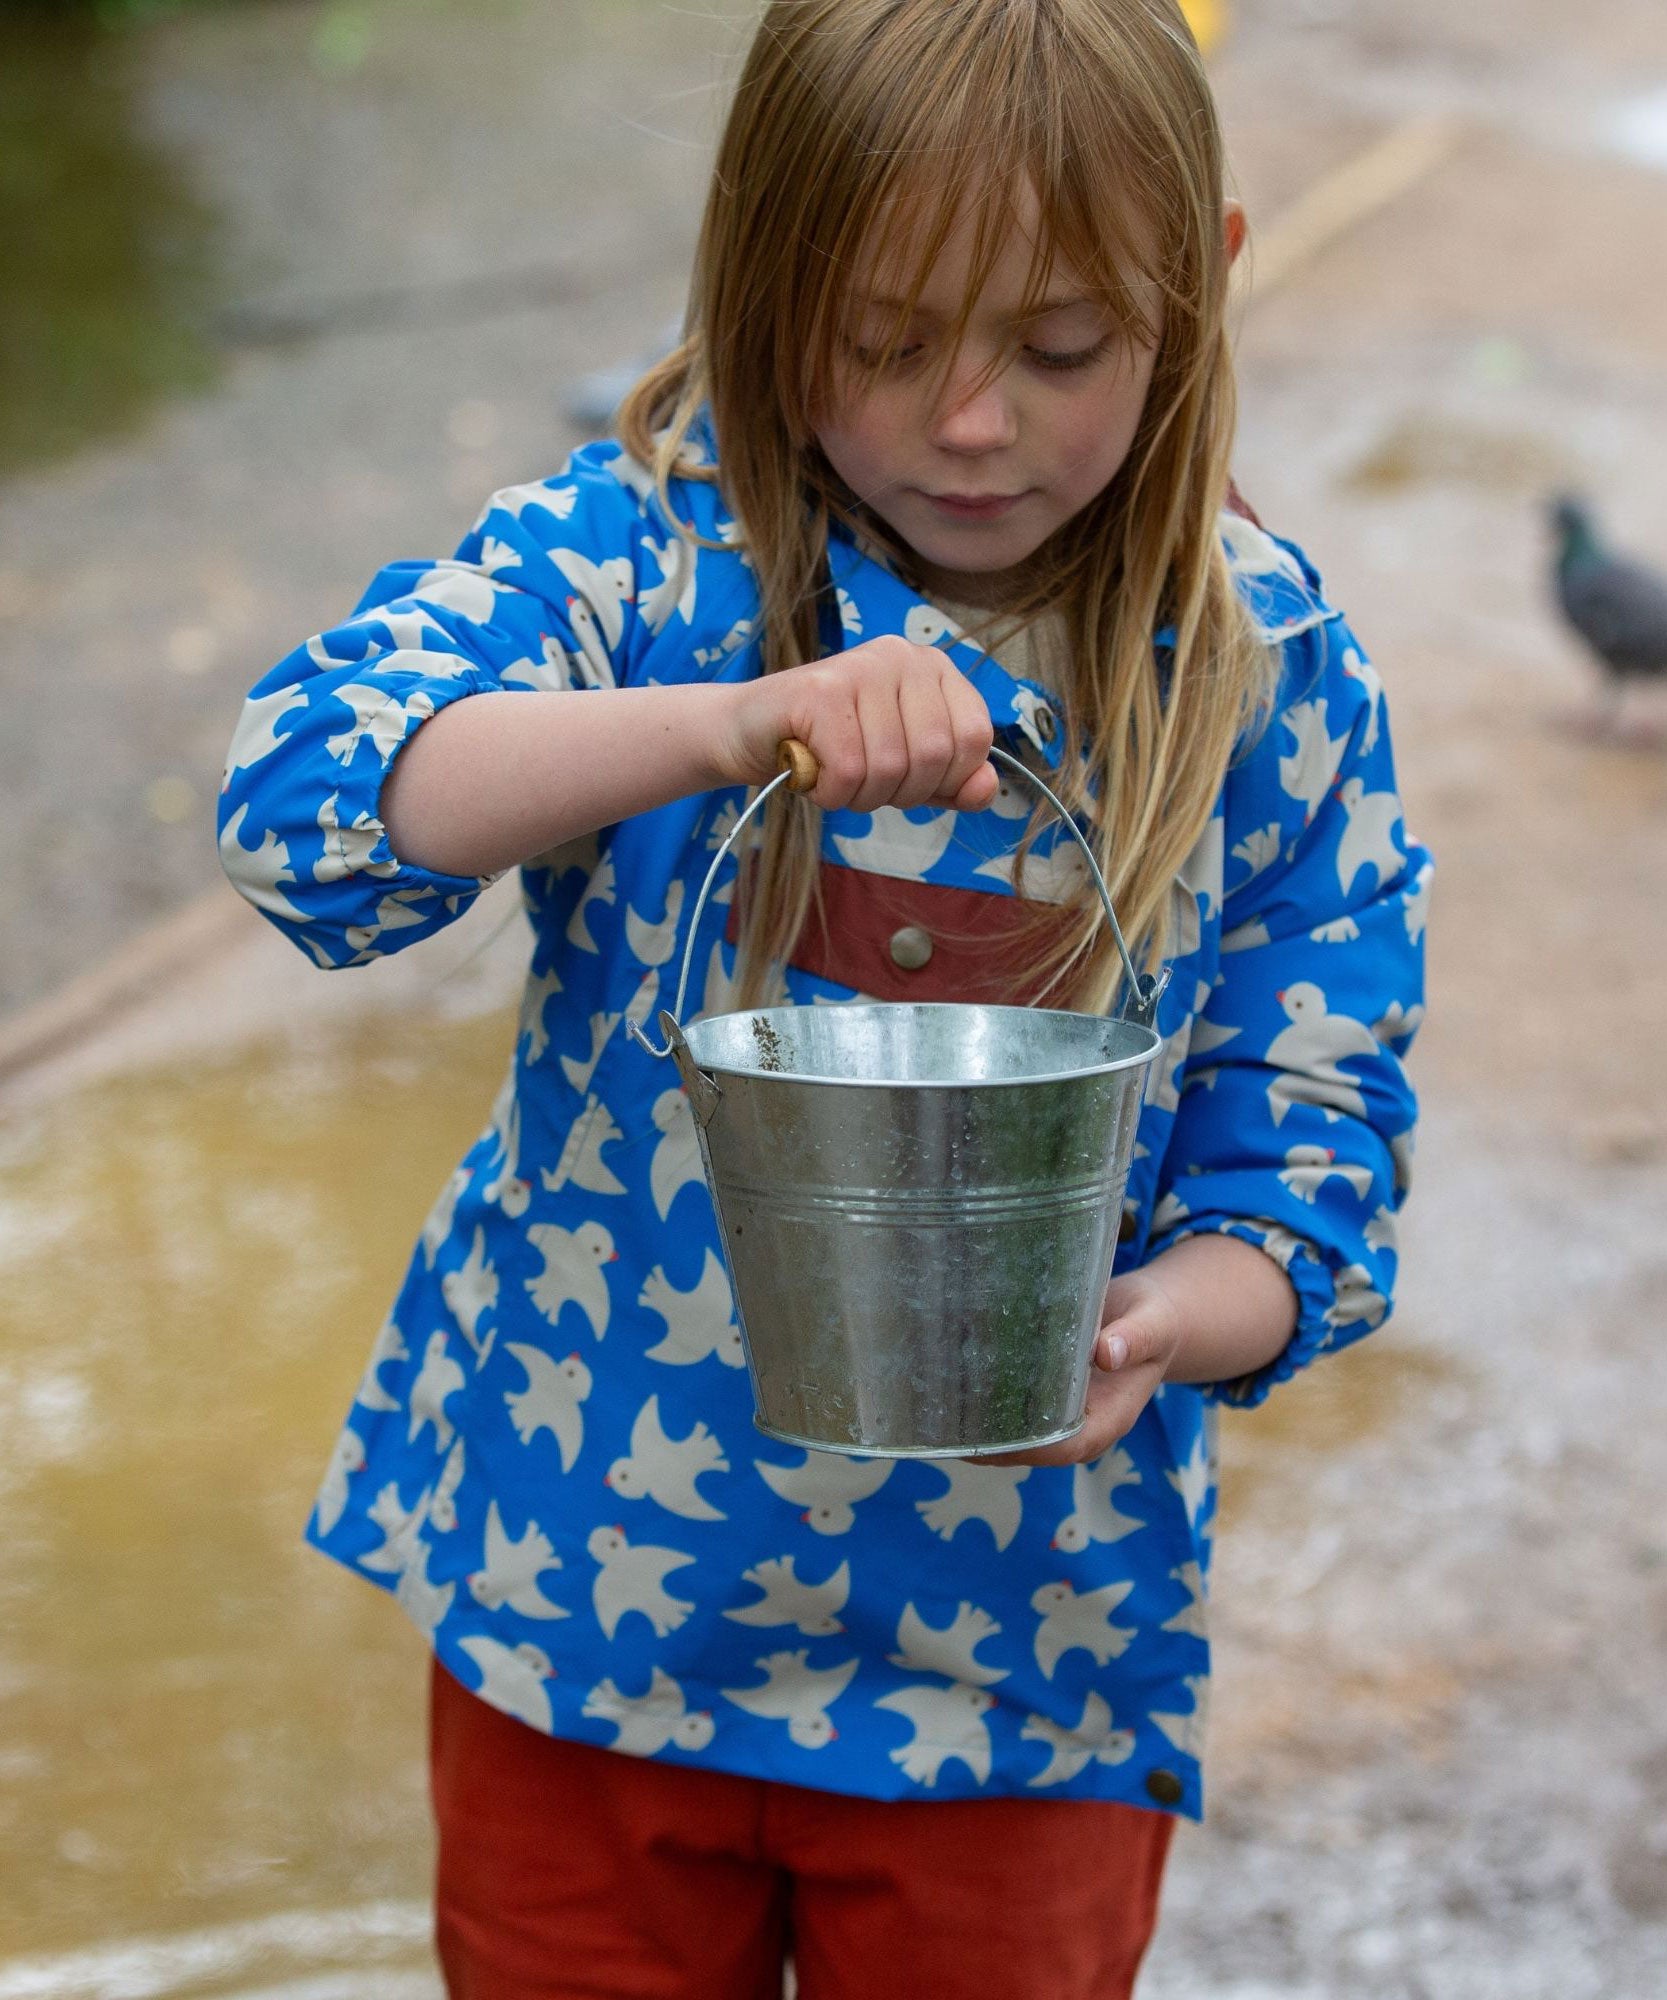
xmin=222 ymin=680 xmax=307 ymax=782
xmin=586 ymin=1524 xmax=696 ymax=1640
xmin=973 ymin=837 xmax=1087 ymax=902
xmin=1009 ymin=686 xmax=1060 ymax=754
xmin=1264 ymin=982 xmax=1379 ymax=1128
xmin=501 ymin=631 xmax=582 ymax=695
xmin=875 ymin=1684 xmax=997 ymax=1788
xmin=986 ymin=766 xmax=1037 ymax=820
xmin=583 ymin=1668 xmax=715 ymax=1756
xmin=1021 ymin=1691 xmax=1137 ymax=1787
xmin=1333 ymin=777 xmax=1404 ymax=896
xmin=914 ymin=1462 xmax=1030 ymax=1552
xmin=1402 ymin=857 xmax=1433 ymax=945
xmin=1052 ymin=1448 xmax=1144 ymax=1554
xmin=1166 ymin=1435 xmax=1211 ymax=1533
xmin=429 ymin=1440 xmax=466 ymax=1532
xmin=1231 ymin=820 xmax=1282 ymax=880
xmin=563 ymin=596 xmax=621 ymax=689
xmin=702 ymin=938 xmax=735 ymax=1017
xmin=1340 ymin=644 xmax=1384 ymax=755
xmin=479 ymin=1072 xmax=530 ymax=1219
xmin=518 ymin=965 xmax=565 ymax=1064
xmin=1277 ymin=698 xmax=1349 ymax=824
xmin=468 ymin=1500 xmax=569 ymax=1619
xmin=440 ymin=1225 xmax=499 ymax=1363
xmin=624 ymin=879 xmax=686 ymax=970
xmin=323 ymin=683 xmax=435 ymax=766
xmin=755 ymin=1451 xmax=894 ymax=1535
xmin=1162 ymin=1560 xmax=1209 ymax=1639
xmin=1325 ymin=1264 xmax=1388 ymax=1331
xmin=312 ymin=792 xmax=397 ymax=885
xmin=560 ymin=1011 xmax=620 ymax=1096
xmin=724 ymin=1556 xmax=850 ymax=1636
xmin=1150 ymin=1674 xmax=1208 ymax=1759
xmin=638 ymin=534 xmax=699 ymax=633
xmin=354 ymin=1316 xmax=409 ymax=1413
xmin=649 ymin=1088 xmax=704 ymax=1221
xmin=420 ymin=1166 xmax=472 ymax=1269
xmin=1364 ymin=1204 xmax=1398 ymax=1254
xmin=1221 ymin=914 xmax=1271 ymax=954
xmin=566 ymin=851 xmax=618 ymax=952
xmin=550 ymin=547 xmax=635 ymax=650
xmin=888 ymin=1602 xmax=1007 ymax=1686
xmin=836 ymin=587 xmax=863 ymax=637
xmin=503 ymin=1343 xmax=593 ymax=1473
xmin=362 ymin=1480 xmax=429 ymax=1576
xmin=395 ymin=1541 xmax=457 ymax=1639
xmin=1178 ymin=813 xmax=1225 ymax=923
xmin=831 ymin=806 xmax=957 ymax=881
xmin=606 ymin=1395 xmax=729 ymax=1521
xmin=903 ymin=604 xmax=964 ymax=647
xmin=541 ymin=1094 xmax=627 ymax=1199
xmin=314 ymin=1426 xmax=365 ymax=1535
xmin=407 ymin=561 xmax=505 ymax=625
xmin=218 ymin=803 xmax=306 ymax=921
xmin=342 ymin=885 xmax=436 ymax=957
xmin=1278 ymin=1144 xmax=1372 ymax=1204
xmin=693 ymin=616 xmax=754 ymax=668
xmin=1030 ymin=1578 xmax=1137 ymax=1680
xmin=1309 ymin=915 xmax=1360 ymax=944
xmin=1371 ymin=1000 xmax=1424 ymax=1046
xmin=639 ymin=1252 xmax=742 ymax=1369
xmin=491 ymin=474 xmax=579 ymax=522
xmin=474 ymin=535 xmax=525 ymax=578
xmin=408 ymin=1332 xmax=465 ymax=1451
xmin=524 ymin=1221 xmax=616 ymax=1341
xmin=721 ymin=1650 xmax=859 ymax=1750
xmin=457 ymin=1636 xmax=556 ymax=1732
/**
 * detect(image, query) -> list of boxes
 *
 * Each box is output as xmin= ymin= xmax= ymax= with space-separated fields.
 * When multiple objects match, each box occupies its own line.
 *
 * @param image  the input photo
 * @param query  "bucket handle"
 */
xmin=627 ymin=737 xmax=1169 ymax=1071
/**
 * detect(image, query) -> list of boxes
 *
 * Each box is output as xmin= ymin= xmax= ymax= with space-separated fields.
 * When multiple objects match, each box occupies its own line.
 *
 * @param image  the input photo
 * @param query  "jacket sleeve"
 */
xmin=1148 ymin=610 xmax=1431 ymax=1407
xmin=216 ymin=449 xmax=659 ymax=967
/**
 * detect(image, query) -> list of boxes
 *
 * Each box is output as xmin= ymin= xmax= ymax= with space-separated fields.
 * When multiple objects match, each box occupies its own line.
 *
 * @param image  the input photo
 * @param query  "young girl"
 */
xmin=219 ymin=1 xmax=1428 ymax=1992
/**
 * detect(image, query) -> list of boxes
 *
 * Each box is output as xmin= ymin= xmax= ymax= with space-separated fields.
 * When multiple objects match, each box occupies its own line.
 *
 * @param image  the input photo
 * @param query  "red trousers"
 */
xmin=430 ymin=1660 xmax=1174 ymax=2000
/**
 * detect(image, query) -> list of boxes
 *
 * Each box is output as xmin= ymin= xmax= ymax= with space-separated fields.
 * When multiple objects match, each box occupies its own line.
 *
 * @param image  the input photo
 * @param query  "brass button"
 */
xmin=1118 ymin=1209 xmax=1138 ymax=1244
xmin=1145 ymin=1768 xmax=1185 ymax=1808
xmin=889 ymin=925 xmax=934 ymax=971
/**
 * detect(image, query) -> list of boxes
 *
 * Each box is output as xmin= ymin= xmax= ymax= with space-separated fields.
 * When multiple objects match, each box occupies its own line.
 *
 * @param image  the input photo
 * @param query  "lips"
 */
xmin=920 ymin=490 xmax=1026 ymax=520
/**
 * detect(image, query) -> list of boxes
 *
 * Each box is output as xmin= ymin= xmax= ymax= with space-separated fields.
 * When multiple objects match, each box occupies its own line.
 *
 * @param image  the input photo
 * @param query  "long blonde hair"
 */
xmin=621 ymin=0 xmax=1275 ymax=1012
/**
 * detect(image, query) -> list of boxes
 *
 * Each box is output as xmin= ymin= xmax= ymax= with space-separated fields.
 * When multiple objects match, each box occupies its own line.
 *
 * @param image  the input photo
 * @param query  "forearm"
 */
xmin=379 ymin=683 xmax=739 ymax=878
xmin=1144 ymin=1233 xmax=1298 ymax=1385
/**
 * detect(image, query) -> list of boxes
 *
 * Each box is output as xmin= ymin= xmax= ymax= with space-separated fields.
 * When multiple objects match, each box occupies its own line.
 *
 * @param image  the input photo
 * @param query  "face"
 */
xmin=815 ymin=183 xmax=1164 ymax=606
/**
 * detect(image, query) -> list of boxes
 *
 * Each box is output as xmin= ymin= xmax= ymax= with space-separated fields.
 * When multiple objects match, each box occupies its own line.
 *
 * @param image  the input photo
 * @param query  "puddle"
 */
xmin=0 ymin=13 xmax=221 ymax=476
xmin=1341 ymin=412 xmax=1567 ymax=496
xmin=0 ymin=1012 xmax=513 ymax=1965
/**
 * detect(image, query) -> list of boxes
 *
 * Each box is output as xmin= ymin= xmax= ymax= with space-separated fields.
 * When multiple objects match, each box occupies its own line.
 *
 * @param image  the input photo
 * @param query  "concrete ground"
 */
xmin=2 ymin=0 xmax=1666 ymax=1993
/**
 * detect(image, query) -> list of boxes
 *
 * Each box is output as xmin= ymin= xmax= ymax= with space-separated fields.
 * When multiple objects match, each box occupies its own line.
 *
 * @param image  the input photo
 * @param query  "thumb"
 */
xmin=1094 ymin=1299 xmax=1174 ymax=1374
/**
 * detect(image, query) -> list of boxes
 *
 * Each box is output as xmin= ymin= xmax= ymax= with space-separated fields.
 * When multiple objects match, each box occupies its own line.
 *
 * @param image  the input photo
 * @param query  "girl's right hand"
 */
xmin=712 ymin=638 xmax=999 ymax=814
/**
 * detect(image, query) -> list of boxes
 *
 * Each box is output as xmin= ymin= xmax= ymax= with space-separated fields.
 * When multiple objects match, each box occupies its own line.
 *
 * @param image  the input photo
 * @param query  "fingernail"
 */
xmin=1104 ymin=1334 xmax=1129 ymax=1369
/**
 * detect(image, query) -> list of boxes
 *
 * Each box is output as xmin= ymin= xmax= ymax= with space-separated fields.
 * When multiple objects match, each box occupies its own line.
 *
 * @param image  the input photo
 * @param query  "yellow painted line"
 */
xmin=1245 ymin=115 xmax=1463 ymax=303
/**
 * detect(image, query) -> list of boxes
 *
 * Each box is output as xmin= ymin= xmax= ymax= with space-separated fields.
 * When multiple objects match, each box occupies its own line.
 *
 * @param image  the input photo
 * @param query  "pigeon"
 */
xmin=440 ymin=1225 xmax=499 ymax=1363
xmin=874 ymin=1683 xmax=996 ymax=1787
xmin=517 ymin=966 xmax=565 ymax=1065
xmin=457 ymin=1636 xmax=556 ymax=1732
xmin=605 ymin=1394 xmax=729 ymax=1521
xmin=1166 ymin=1435 xmax=1212 ymax=1533
xmin=1029 ymin=1578 xmax=1137 ymax=1679
xmin=1161 ymin=1561 xmax=1209 ymax=1640
xmin=1021 ymin=1691 xmax=1137 ymax=1788
xmin=831 ymin=806 xmax=958 ymax=881
xmin=754 ymin=1451 xmax=894 ymax=1535
xmin=541 ymin=1095 xmax=627 ymax=1199
xmin=468 ymin=1500 xmax=569 ymax=1620
xmin=888 ymin=1602 xmax=1007 ymax=1686
xmin=479 ymin=1074 xmax=530 ymax=1220
xmin=503 ymin=1343 xmax=593 ymax=1473
xmin=1150 ymin=1674 xmax=1209 ymax=1759
xmin=624 ymin=879 xmax=686 ymax=970
xmin=639 ymin=1251 xmax=743 ymax=1369
xmin=648 ymin=1088 xmax=704 ymax=1221
xmin=1278 ymin=1144 xmax=1373 ymax=1205
xmin=1276 ymin=698 xmax=1348 ymax=824
xmin=1332 ymin=777 xmax=1404 ymax=898
xmin=523 ymin=1221 xmax=617 ymax=1341
xmin=724 ymin=1556 xmax=851 ymax=1636
xmin=1263 ymin=982 xmax=1378 ymax=1128
xmin=914 ymin=1461 xmax=1030 ymax=1552
xmin=428 ymin=1440 xmax=467 ymax=1533
xmin=721 ymin=1649 xmax=859 ymax=1749
xmin=420 ymin=1168 xmax=472 ymax=1269
xmin=353 ymin=1316 xmax=409 ymax=1413
xmin=314 ymin=1426 xmax=366 ymax=1536
xmin=1549 ymin=495 xmax=1667 ymax=731
xmin=583 ymin=1668 xmax=715 ymax=1757
xmin=586 ymin=1525 xmax=697 ymax=1640
xmin=1051 ymin=1449 xmax=1144 ymax=1555
xmin=408 ymin=1333 xmax=465 ymax=1452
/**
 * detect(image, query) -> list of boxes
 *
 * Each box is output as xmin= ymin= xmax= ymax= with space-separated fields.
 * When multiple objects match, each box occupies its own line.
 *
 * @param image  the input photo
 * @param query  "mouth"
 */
xmin=918 ymin=490 xmax=1028 ymax=522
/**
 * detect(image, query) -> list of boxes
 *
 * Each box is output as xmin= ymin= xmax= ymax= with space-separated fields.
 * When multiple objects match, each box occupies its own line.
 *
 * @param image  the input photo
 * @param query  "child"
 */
xmin=219 ymin=1 xmax=1428 ymax=1993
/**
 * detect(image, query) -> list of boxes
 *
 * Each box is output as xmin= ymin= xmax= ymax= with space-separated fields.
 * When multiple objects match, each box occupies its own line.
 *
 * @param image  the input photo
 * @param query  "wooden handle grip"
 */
xmin=777 ymin=738 xmax=820 ymax=793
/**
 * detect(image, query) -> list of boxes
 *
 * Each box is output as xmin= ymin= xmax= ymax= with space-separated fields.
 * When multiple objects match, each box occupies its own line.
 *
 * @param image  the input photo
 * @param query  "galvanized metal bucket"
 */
xmin=628 ymin=742 xmax=1166 ymax=1457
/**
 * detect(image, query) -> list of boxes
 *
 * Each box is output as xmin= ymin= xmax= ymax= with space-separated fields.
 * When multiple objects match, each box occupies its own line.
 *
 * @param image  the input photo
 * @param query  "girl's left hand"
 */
xmin=983 ymin=1269 xmax=1186 ymax=1467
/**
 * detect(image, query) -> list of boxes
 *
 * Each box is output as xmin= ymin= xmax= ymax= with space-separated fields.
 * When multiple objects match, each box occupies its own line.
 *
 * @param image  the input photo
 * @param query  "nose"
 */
xmin=927 ymin=360 xmax=1019 ymax=456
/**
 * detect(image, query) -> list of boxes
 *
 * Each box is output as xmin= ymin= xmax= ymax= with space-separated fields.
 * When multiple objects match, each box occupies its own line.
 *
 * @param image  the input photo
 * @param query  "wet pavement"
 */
xmin=3 ymin=0 xmax=1667 ymax=1992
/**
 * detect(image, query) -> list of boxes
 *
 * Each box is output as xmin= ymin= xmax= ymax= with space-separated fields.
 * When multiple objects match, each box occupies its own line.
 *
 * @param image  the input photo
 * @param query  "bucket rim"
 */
xmin=682 ymin=999 xmax=1162 ymax=1092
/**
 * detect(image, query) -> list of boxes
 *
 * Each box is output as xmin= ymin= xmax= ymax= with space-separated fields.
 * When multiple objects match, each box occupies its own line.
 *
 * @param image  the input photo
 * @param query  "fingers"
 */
xmin=981 ymin=1363 xmax=1163 ymax=1468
